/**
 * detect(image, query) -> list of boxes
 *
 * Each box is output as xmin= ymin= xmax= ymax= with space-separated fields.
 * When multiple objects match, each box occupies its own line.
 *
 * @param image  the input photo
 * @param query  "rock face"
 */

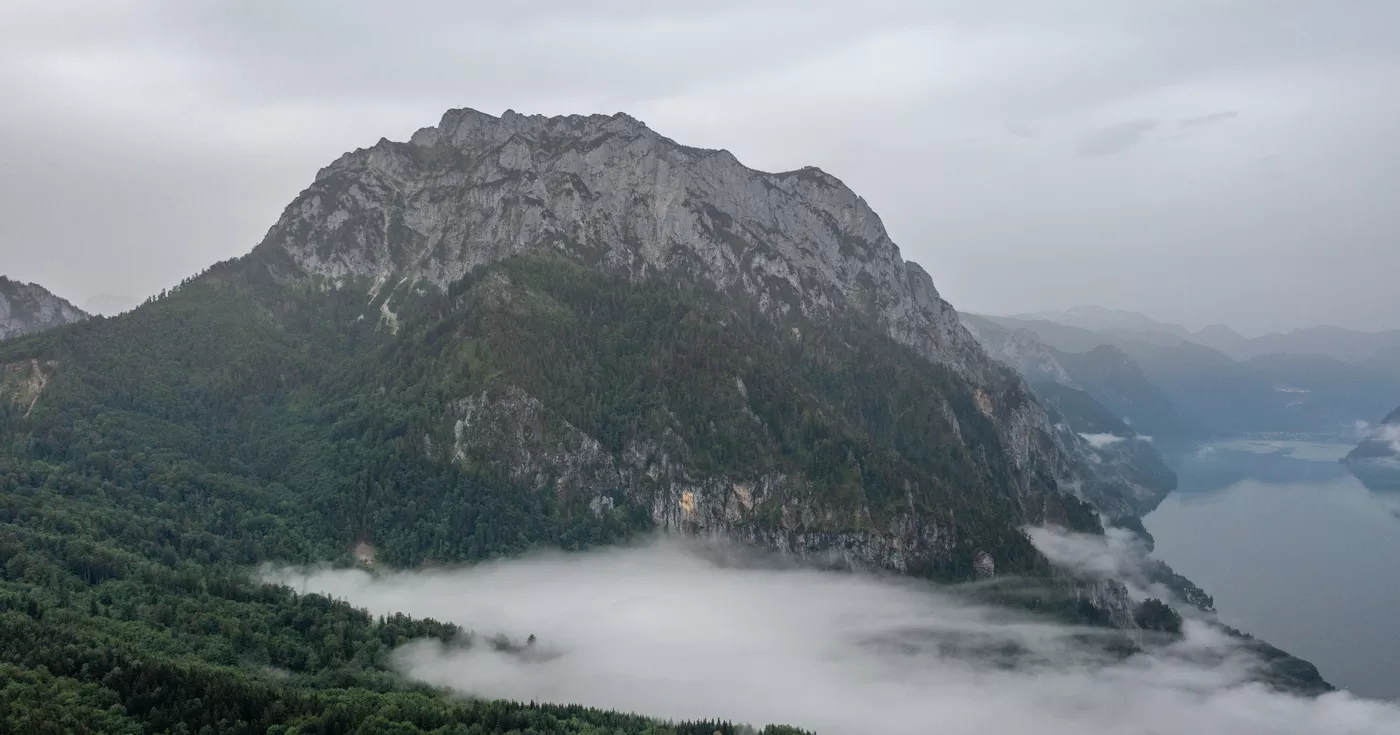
xmin=1344 ymin=405 xmax=1400 ymax=490
xmin=255 ymin=107 xmax=1142 ymax=517
xmin=449 ymin=385 xmax=959 ymax=574
xmin=962 ymin=313 xmax=1189 ymax=439
xmin=0 ymin=277 xmax=88 ymax=341
xmin=961 ymin=314 xmax=1179 ymax=512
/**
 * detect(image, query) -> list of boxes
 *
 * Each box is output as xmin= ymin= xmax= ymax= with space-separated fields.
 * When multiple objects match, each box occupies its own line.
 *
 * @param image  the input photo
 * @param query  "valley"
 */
xmin=0 ymin=107 xmax=1396 ymax=732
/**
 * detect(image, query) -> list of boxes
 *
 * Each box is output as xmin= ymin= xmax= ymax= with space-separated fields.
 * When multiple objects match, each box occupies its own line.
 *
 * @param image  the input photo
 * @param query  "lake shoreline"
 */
xmin=1145 ymin=439 xmax=1400 ymax=700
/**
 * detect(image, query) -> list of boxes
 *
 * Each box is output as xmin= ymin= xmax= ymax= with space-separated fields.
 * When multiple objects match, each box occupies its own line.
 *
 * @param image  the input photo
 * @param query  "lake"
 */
xmin=1146 ymin=439 xmax=1400 ymax=701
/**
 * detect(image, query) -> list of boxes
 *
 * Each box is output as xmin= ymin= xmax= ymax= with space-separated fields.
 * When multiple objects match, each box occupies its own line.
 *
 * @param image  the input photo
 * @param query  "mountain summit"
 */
xmin=255 ymin=107 xmax=1157 ymax=518
xmin=263 ymin=108 xmax=984 ymax=374
xmin=0 ymin=276 xmax=88 ymax=340
xmin=0 ymin=108 xmax=1331 ymax=728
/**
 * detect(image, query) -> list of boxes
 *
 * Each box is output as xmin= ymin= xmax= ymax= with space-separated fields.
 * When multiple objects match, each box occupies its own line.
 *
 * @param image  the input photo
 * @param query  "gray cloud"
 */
xmin=266 ymin=537 xmax=1400 ymax=734
xmin=2 ymin=1 xmax=1399 ymax=333
xmin=1078 ymin=119 xmax=1160 ymax=156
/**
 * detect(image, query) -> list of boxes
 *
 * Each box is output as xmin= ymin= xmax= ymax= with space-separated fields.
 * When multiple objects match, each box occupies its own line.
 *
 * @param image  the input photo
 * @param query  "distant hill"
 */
xmin=1363 ymin=343 xmax=1400 ymax=380
xmin=1246 ymin=353 xmax=1400 ymax=428
xmin=975 ymin=314 xmax=1397 ymax=437
xmin=1055 ymin=346 xmax=1193 ymax=438
xmin=1031 ymin=382 xmax=1177 ymax=504
xmin=1231 ymin=326 xmax=1400 ymax=363
xmin=962 ymin=314 xmax=1191 ymax=438
xmin=1006 ymin=305 xmax=1400 ymax=366
xmin=1192 ymin=323 xmax=1252 ymax=358
xmin=1011 ymin=306 xmax=1190 ymax=340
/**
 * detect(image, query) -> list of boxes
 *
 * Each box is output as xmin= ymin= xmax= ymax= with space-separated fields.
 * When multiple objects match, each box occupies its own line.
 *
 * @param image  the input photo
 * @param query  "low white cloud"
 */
xmin=265 ymin=538 xmax=1399 ymax=735
xmin=1028 ymin=526 xmax=1192 ymax=609
xmin=1361 ymin=421 xmax=1400 ymax=453
xmin=1080 ymin=432 xmax=1126 ymax=449
xmin=1028 ymin=525 xmax=1147 ymax=587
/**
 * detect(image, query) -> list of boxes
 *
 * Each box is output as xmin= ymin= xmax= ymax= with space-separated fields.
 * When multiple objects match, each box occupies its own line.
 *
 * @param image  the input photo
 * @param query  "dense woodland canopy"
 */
xmin=0 ymin=252 xmax=1319 ymax=730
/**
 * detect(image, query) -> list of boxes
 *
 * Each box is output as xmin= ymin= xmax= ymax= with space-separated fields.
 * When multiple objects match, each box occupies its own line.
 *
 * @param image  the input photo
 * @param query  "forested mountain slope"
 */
xmin=0 ymin=108 xmax=1330 ymax=729
xmin=0 ymin=257 xmax=823 ymax=732
xmin=260 ymin=107 xmax=1160 ymax=518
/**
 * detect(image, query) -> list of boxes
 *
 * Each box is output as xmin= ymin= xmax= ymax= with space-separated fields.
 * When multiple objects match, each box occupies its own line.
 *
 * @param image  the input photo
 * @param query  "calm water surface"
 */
xmin=1146 ymin=440 xmax=1400 ymax=700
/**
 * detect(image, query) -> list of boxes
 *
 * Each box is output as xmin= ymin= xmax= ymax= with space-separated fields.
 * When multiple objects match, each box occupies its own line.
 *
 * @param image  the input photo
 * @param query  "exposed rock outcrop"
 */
xmin=255 ymin=107 xmax=1144 ymax=518
xmin=0 ymin=276 xmax=88 ymax=341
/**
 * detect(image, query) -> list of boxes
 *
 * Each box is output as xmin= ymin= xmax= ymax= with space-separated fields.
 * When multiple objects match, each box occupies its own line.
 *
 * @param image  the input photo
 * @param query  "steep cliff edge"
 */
xmin=254 ymin=107 xmax=1146 ymax=518
xmin=0 ymin=276 xmax=88 ymax=340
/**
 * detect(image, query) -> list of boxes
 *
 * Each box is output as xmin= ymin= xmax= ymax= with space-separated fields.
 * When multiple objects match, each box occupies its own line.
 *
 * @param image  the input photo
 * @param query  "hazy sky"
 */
xmin=2 ymin=1 xmax=1398 ymax=333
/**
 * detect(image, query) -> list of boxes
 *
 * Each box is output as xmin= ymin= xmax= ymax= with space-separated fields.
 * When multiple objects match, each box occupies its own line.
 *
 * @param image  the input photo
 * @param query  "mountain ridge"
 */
xmin=0 ymin=108 xmax=1333 ymax=730
xmin=253 ymin=106 xmax=1158 ymax=518
xmin=1013 ymin=305 xmax=1400 ymax=366
xmin=976 ymin=313 xmax=1400 ymax=437
xmin=962 ymin=313 xmax=1191 ymax=439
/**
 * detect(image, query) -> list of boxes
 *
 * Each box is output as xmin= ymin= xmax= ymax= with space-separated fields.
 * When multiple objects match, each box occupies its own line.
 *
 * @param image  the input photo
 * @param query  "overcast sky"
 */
xmin=2 ymin=1 xmax=1398 ymax=334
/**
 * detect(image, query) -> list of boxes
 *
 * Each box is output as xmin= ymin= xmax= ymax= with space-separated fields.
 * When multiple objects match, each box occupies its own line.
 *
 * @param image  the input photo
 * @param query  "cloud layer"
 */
xmin=266 ymin=538 xmax=1400 ymax=734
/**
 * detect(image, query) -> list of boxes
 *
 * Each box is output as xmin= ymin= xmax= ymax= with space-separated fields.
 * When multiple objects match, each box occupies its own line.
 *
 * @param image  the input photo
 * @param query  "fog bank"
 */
xmin=266 ymin=538 xmax=1398 ymax=734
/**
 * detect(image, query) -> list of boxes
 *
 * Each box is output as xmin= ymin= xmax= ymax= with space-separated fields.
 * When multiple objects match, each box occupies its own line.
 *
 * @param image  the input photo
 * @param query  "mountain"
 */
xmin=0 ymin=108 xmax=1329 ymax=729
xmin=1245 ymin=353 xmax=1400 ymax=429
xmin=981 ymin=315 xmax=1394 ymax=437
xmin=1192 ymin=323 xmax=1251 ymax=358
xmin=1054 ymin=346 xmax=1193 ymax=438
xmin=0 ymin=276 xmax=88 ymax=340
xmin=1363 ymin=343 xmax=1400 ymax=380
xmin=1010 ymin=306 xmax=1190 ymax=342
xmin=1228 ymin=326 xmax=1400 ymax=363
xmin=1344 ymin=405 xmax=1400 ymax=490
xmin=962 ymin=314 xmax=1191 ymax=439
xmin=957 ymin=315 xmax=1179 ymax=504
xmin=263 ymin=108 xmax=1166 ymax=518
xmin=1030 ymin=382 xmax=1176 ymax=501
xmin=1013 ymin=307 xmax=1400 ymax=366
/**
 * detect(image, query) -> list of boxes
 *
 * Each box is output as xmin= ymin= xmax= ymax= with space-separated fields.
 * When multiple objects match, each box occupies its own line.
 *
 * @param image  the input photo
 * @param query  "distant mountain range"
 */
xmin=1012 ymin=306 xmax=1192 ymax=341
xmin=961 ymin=313 xmax=1191 ymax=439
xmin=1015 ymin=306 xmax=1400 ymax=371
xmin=0 ymin=111 xmax=1333 ymax=727
xmin=0 ymin=276 xmax=88 ymax=340
xmin=971 ymin=307 xmax=1400 ymax=438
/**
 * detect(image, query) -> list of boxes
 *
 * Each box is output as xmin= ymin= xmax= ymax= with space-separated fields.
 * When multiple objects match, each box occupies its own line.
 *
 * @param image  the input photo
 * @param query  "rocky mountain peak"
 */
xmin=256 ymin=106 xmax=1157 ymax=517
xmin=265 ymin=107 xmax=980 ymax=374
xmin=0 ymin=276 xmax=88 ymax=341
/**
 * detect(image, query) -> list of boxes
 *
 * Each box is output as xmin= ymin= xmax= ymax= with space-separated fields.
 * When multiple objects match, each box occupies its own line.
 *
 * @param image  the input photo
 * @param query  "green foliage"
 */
xmin=0 ymin=251 xmax=1098 ymax=729
xmin=1032 ymin=382 xmax=1133 ymax=436
xmin=1133 ymin=598 xmax=1183 ymax=634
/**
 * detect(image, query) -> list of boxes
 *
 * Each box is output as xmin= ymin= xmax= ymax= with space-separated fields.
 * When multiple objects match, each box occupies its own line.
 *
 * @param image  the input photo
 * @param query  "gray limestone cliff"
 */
xmin=0 ymin=277 xmax=88 ymax=341
xmin=253 ymin=107 xmax=1146 ymax=519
